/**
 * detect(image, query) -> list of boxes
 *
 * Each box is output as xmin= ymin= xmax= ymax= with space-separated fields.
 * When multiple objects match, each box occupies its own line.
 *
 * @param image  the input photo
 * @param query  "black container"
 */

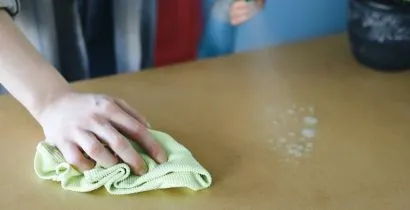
xmin=348 ymin=0 xmax=410 ymax=71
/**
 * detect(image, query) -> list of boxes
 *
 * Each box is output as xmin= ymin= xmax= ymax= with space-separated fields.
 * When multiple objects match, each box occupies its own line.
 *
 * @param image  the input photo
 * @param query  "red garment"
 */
xmin=154 ymin=0 xmax=203 ymax=67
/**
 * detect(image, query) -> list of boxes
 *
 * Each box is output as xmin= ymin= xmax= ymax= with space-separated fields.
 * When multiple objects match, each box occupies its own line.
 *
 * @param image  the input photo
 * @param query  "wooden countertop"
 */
xmin=1 ymin=34 xmax=409 ymax=209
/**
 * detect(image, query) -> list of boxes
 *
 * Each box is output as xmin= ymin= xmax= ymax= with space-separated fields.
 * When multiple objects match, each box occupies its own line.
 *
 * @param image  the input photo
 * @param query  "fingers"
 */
xmin=254 ymin=0 xmax=265 ymax=8
xmin=74 ymin=131 xmax=119 ymax=168
xmin=230 ymin=1 xmax=258 ymax=25
xmin=132 ymin=129 xmax=168 ymax=163
xmin=58 ymin=141 xmax=95 ymax=172
xmin=114 ymin=98 xmax=150 ymax=128
xmin=122 ymin=121 xmax=167 ymax=164
xmin=232 ymin=0 xmax=249 ymax=10
xmin=92 ymin=119 xmax=148 ymax=175
xmin=107 ymin=107 xmax=168 ymax=164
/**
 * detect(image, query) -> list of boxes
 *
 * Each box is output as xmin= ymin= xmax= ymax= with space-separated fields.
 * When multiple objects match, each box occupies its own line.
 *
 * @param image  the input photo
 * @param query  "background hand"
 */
xmin=229 ymin=0 xmax=264 ymax=25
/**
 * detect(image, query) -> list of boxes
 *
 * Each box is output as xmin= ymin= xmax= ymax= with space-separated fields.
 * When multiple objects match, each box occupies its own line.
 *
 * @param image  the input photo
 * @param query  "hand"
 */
xmin=36 ymin=91 xmax=167 ymax=175
xmin=229 ymin=0 xmax=264 ymax=25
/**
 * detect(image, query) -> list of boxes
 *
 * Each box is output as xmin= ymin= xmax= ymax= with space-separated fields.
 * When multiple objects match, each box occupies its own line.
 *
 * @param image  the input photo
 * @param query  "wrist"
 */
xmin=28 ymin=81 xmax=73 ymax=123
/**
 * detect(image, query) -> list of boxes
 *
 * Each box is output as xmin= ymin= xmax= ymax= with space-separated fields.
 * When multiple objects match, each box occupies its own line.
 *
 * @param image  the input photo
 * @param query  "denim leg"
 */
xmin=113 ymin=0 xmax=143 ymax=73
xmin=198 ymin=0 xmax=236 ymax=59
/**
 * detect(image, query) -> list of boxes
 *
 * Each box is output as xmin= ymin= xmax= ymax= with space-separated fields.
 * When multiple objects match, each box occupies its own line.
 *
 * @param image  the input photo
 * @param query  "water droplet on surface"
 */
xmin=287 ymin=109 xmax=296 ymax=115
xmin=303 ymin=116 xmax=318 ymax=125
xmin=301 ymin=128 xmax=316 ymax=139
xmin=304 ymin=116 xmax=318 ymax=125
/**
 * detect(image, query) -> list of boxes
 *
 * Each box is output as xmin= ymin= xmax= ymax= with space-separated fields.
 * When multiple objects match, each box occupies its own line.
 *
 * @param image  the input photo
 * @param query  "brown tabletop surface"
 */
xmin=0 ymin=34 xmax=409 ymax=210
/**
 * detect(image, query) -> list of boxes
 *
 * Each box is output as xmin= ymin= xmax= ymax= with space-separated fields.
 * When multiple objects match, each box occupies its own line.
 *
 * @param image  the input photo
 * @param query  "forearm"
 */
xmin=0 ymin=10 xmax=72 ymax=120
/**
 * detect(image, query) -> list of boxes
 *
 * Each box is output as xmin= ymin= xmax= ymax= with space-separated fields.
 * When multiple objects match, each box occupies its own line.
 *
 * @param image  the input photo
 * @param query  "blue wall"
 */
xmin=234 ymin=0 xmax=349 ymax=52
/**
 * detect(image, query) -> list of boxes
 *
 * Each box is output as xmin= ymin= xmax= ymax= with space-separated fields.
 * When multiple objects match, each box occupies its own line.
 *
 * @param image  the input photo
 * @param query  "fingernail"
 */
xmin=157 ymin=152 xmax=168 ymax=163
xmin=137 ymin=163 xmax=148 ymax=175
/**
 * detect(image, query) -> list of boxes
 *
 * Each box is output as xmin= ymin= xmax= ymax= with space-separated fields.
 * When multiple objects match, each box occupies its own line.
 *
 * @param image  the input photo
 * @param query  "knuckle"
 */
xmin=87 ymin=114 xmax=107 ymax=128
xmin=88 ymin=113 xmax=102 ymax=123
xmin=96 ymin=97 xmax=117 ymax=113
xmin=66 ymin=154 xmax=83 ymax=166
xmin=132 ymin=123 xmax=142 ymax=133
xmin=111 ymin=137 xmax=129 ymax=151
xmin=86 ymin=142 xmax=104 ymax=157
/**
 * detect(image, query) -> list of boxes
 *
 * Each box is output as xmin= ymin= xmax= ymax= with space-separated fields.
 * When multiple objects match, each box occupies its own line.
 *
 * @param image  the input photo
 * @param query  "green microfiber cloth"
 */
xmin=34 ymin=129 xmax=212 ymax=195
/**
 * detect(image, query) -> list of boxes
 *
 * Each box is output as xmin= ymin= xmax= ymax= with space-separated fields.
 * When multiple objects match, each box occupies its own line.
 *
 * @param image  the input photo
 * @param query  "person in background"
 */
xmin=154 ymin=0 xmax=265 ymax=66
xmin=198 ymin=0 xmax=265 ymax=59
xmin=0 ymin=0 xmax=263 ymax=176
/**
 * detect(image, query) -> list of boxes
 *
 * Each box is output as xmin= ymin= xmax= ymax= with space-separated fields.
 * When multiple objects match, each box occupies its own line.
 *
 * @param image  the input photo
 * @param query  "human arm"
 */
xmin=0 ymin=10 xmax=167 ymax=174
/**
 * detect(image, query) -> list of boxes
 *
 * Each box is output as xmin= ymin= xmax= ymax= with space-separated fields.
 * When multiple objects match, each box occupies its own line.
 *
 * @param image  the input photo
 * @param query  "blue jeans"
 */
xmin=198 ymin=0 xmax=236 ymax=59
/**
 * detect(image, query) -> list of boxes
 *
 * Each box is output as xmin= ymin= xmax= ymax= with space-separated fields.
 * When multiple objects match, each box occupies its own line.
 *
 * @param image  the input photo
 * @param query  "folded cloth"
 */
xmin=34 ymin=129 xmax=212 ymax=195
